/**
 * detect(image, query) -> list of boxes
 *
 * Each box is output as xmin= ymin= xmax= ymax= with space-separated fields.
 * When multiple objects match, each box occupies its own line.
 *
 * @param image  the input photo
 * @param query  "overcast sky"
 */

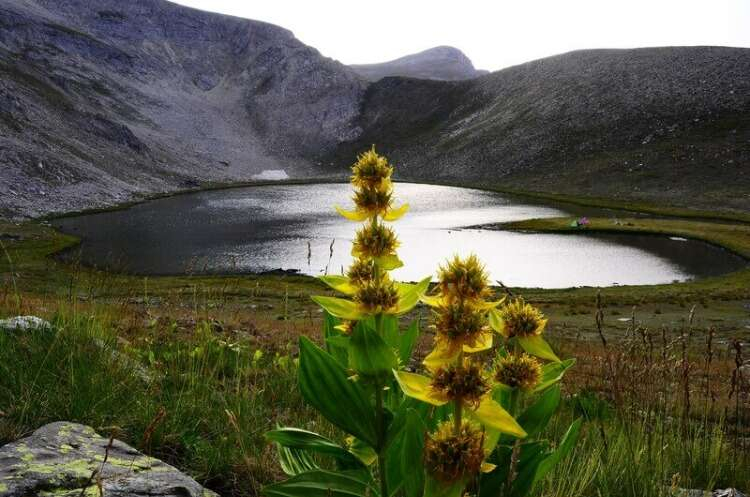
xmin=172 ymin=0 xmax=750 ymax=71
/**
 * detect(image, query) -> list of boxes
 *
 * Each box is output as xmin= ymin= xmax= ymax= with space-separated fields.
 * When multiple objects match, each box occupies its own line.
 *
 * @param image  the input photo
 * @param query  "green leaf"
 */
xmin=488 ymin=308 xmax=504 ymax=334
xmin=298 ymin=337 xmax=378 ymax=447
xmin=518 ymin=335 xmax=560 ymax=362
xmin=265 ymin=428 xmax=364 ymax=470
xmin=402 ymin=409 xmax=426 ymax=497
xmin=275 ymin=445 xmax=319 ymax=476
xmin=312 ymin=296 xmax=363 ymax=320
xmin=533 ymin=418 xmax=583 ymax=484
xmin=348 ymin=437 xmax=378 ymax=466
xmin=395 ymin=277 xmax=431 ymax=315
xmin=323 ymin=312 xmax=348 ymax=367
xmin=534 ymin=359 xmax=576 ymax=393
xmin=376 ymin=254 xmax=404 ymax=270
xmin=398 ymin=319 xmax=420 ymax=364
xmin=349 ymin=322 xmax=398 ymax=378
xmin=264 ymin=469 xmax=378 ymax=497
xmin=319 ymin=275 xmax=357 ymax=295
xmin=512 ymin=442 xmax=549 ymax=497
xmin=517 ymin=386 xmax=561 ymax=438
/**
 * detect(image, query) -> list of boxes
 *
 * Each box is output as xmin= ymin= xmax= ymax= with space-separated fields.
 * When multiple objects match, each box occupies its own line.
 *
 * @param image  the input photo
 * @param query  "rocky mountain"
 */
xmin=0 ymin=0 xmax=365 ymax=218
xmin=350 ymin=46 xmax=487 ymax=81
xmin=0 ymin=0 xmax=749 ymax=218
xmin=337 ymin=47 xmax=750 ymax=211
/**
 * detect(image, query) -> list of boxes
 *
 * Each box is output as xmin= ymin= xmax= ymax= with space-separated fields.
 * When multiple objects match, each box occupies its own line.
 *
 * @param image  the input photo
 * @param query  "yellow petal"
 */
xmin=463 ymin=330 xmax=493 ymax=353
xmin=383 ymin=203 xmax=409 ymax=221
xmin=393 ymin=370 xmax=448 ymax=406
xmin=470 ymin=397 xmax=526 ymax=438
xmin=319 ymin=275 xmax=357 ymax=296
xmin=423 ymin=342 xmax=460 ymax=372
xmin=477 ymin=298 xmax=505 ymax=310
xmin=420 ymin=294 xmax=447 ymax=308
xmin=335 ymin=206 xmax=369 ymax=222
xmin=481 ymin=462 xmax=497 ymax=473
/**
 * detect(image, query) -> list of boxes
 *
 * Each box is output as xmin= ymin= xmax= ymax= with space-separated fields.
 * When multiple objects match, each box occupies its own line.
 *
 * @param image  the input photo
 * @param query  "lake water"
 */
xmin=52 ymin=183 xmax=747 ymax=289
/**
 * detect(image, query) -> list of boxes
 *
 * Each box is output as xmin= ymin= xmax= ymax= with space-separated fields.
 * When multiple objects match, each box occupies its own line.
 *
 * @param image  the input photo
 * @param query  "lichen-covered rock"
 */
xmin=0 ymin=316 xmax=51 ymax=332
xmin=0 ymin=422 xmax=218 ymax=497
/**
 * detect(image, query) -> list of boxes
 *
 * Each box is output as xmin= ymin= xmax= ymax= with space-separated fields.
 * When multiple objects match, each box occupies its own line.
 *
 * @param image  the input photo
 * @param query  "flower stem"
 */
xmin=375 ymin=384 xmax=388 ymax=497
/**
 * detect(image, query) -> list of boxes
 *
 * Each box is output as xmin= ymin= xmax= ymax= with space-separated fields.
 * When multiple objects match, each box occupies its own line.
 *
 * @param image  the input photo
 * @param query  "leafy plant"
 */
xmin=264 ymin=148 xmax=580 ymax=497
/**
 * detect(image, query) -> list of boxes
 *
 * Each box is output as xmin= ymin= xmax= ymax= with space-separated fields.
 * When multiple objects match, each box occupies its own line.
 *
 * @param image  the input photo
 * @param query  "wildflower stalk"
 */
xmin=265 ymin=148 xmax=579 ymax=497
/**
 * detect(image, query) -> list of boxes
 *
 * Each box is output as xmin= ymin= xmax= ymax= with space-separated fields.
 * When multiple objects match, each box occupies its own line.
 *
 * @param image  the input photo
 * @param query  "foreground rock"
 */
xmin=0 ymin=422 xmax=217 ymax=497
xmin=0 ymin=316 xmax=51 ymax=331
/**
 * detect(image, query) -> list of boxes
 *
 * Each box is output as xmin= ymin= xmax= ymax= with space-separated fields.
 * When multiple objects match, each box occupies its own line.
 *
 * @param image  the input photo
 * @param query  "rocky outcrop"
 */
xmin=0 ymin=0 xmax=365 ymax=218
xmin=0 ymin=421 xmax=217 ymax=497
xmin=350 ymin=46 xmax=486 ymax=81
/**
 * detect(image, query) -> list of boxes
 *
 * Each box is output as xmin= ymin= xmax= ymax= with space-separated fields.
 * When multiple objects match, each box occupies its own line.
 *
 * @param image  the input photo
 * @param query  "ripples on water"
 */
xmin=52 ymin=183 xmax=746 ymax=289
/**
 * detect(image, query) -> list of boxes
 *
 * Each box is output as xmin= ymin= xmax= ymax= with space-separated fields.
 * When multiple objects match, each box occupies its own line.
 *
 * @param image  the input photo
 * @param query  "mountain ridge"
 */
xmin=350 ymin=45 xmax=487 ymax=81
xmin=0 ymin=0 xmax=748 ymax=218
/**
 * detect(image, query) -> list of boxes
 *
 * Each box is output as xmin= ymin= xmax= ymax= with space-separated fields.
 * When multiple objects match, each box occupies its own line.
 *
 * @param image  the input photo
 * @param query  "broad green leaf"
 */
xmin=534 ymin=359 xmax=576 ymax=393
xmin=402 ymin=409 xmax=426 ymax=497
xmin=347 ymin=436 xmax=378 ymax=466
xmin=398 ymin=319 xmax=420 ymax=364
xmin=298 ymin=337 xmax=378 ymax=447
xmin=395 ymin=277 xmax=431 ymax=314
xmin=518 ymin=335 xmax=560 ymax=363
xmin=311 ymin=296 xmax=363 ymax=320
xmin=376 ymin=254 xmax=404 ymax=270
xmin=488 ymin=308 xmax=505 ymax=336
xmin=517 ymin=386 xmax=561 ymax=438
xmin=266 ymin=428 xmax=363 ymax=469
xmin=319 ymin=275 xmax=357 ymax=295
xmin=349 ymin=323 xmax=398 ymax=378
xmin=380 ymin=314 xmax=401 ymax=351
xmin=512 ymin=442 xmax=549 ymax=497
xmin=533 ymin=418 xmax=583 ymax=485
xmin=393 ymin=370 xmax=447 ymax=406
xmin=264 ymin=469 xmax=378 ymax=497
xmin=276 ymin=445 xmax=319 ymax=476
xmin=323 ymin=312 xmax=348 ymax=367
xmin=470 ymin=398 xmax=526 ymax=438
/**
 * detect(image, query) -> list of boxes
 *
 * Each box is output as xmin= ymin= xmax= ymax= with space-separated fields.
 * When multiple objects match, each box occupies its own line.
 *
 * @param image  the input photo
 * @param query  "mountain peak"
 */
xmin=350 ymin=46 xmax=486 ymax=82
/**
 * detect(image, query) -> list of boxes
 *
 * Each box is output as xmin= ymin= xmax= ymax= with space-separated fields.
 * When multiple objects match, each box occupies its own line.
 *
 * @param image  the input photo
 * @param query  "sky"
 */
xmin=172 ymin=0 xmax=750 ymax=71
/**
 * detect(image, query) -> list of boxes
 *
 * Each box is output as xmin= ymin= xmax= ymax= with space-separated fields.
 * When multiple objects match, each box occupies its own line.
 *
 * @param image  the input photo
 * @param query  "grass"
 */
xmin=0 ymin=186 xmax=748 ymax=496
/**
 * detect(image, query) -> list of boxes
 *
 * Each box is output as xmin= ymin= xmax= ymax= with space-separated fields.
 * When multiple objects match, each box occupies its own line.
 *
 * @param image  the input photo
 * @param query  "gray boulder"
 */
xmin=0 ymin=315 xmax=51 ymax=331
xmin=0 ymin=421 xmax=218 ymax=497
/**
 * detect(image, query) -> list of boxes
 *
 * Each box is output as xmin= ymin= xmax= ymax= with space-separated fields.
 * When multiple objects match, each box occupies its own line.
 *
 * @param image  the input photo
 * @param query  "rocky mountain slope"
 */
xmin=0 ymin=0 xmax=749 ymax=218
xmin=350 ymin=46 xmax=487 ymax=81
xmin=337 ymin=47 xmax=750 ymax=211
xmin=0 ymin=0 xmax=365 ymax=218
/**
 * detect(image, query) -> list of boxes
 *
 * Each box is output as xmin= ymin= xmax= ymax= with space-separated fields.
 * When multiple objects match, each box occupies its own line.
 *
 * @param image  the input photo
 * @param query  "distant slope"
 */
xmin=336 ymin=47 xmax=750 ymax=211
xmin=0 ymin=0 xmax=365 ymax=218
xmin=350 ymin=46 xmax=486 ymax=81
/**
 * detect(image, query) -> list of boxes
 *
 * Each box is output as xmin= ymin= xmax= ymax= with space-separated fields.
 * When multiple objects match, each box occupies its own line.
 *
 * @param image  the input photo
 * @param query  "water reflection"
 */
xmin=52 ymin=183 xmax=746 ymax=289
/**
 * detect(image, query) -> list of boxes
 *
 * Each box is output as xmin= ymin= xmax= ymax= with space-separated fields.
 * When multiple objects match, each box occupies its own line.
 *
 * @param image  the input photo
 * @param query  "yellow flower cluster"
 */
xmin=313 ymin=148 xmax=428 ymax=325
xmin=424 ymin=420 xmax=486 ymax=484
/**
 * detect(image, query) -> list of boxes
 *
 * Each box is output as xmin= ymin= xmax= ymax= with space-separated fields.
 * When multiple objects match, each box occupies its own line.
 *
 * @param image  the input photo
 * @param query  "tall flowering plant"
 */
xmin=264 ymin=149 xmax=580 ymax=497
